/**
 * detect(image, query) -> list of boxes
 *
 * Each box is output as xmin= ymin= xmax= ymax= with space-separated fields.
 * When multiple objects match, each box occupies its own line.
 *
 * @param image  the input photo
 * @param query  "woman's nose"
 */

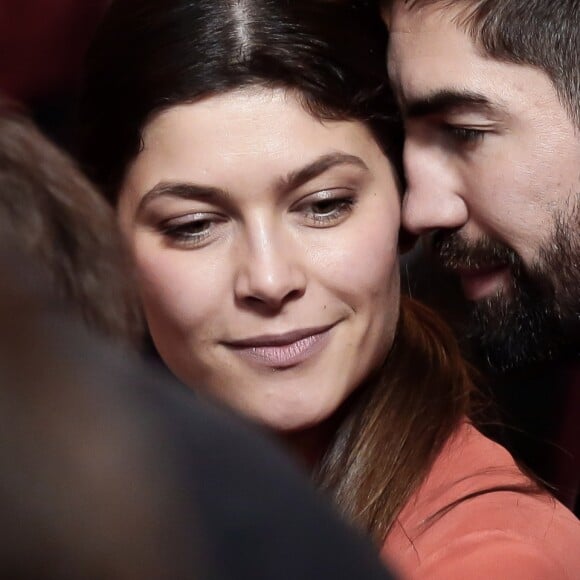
xmin=234 ymin=227 xmax=307 ymax=312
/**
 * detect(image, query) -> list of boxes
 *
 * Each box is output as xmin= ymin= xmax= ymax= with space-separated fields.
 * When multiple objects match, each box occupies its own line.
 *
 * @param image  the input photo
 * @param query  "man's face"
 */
xmin=386 ymin=2 xmax=580 ymax=370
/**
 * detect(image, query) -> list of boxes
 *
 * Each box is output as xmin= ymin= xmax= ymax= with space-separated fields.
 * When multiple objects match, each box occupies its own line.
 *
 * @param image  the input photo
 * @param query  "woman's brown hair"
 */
xmin=317 ymin=296 xmax=473 ymax=540
xmin=78 ymin=0 xmax=474 ymax=541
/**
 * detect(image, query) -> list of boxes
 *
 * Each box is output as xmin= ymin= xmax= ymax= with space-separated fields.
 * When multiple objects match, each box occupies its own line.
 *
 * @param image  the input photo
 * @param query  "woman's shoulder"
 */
xmin=386 ymin=529 xmax=574 ymax=580
xmin=381 ymin=421 xmax=580 ymax=579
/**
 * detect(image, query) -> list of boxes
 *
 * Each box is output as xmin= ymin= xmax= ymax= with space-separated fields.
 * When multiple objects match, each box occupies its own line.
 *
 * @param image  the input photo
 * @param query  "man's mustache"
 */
xmin=430 ymin=231 xmax=520 ymax=271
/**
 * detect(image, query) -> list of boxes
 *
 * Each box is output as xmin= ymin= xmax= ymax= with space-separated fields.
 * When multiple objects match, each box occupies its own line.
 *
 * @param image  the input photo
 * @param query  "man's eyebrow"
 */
xmin=136 ymin=182 xmax=231 ymax=215
xmin=278 ymin=152 xmax=369 ymax=193
xmin=403 ymin=89 xmax=504 ymax=118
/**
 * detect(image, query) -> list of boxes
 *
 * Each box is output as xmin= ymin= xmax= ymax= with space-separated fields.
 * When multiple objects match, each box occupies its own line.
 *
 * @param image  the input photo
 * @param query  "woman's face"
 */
xmin=118 ymin=87 xmax=401 ymax=431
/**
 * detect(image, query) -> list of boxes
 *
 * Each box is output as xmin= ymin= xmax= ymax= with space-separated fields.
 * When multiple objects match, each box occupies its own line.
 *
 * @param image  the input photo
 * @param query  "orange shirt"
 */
xmin=382 ymin=422 xmax=580 ymax=579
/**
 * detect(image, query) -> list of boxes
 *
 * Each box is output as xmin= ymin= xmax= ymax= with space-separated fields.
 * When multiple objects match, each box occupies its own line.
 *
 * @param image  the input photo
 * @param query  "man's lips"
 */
xmin=222 ymin=323 xmax=337 ymax=368
xmin=454 ymin=265 xmax=512 ymax=301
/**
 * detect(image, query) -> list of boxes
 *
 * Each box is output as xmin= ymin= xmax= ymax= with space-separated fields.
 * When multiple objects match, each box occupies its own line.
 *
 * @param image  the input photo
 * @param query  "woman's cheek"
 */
xmin=317 ymin=214 xmax=399 ymax=297
xmin=133 ymin=246 xmax=225 ymax=328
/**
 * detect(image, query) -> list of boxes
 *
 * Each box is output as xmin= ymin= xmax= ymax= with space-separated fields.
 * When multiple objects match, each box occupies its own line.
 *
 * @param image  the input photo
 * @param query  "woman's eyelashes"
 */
xmin=294 ymin=190 xmax=357 ymax=226
xmin=156 ymin=189 xmax=358 ymax=246
xmin=159 ymin=212 xmax=224 ymax=246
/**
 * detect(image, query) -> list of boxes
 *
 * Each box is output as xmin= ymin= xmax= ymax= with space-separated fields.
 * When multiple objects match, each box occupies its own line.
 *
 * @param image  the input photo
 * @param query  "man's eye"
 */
xmin=445 ymin=125 xmax=485 ymax=143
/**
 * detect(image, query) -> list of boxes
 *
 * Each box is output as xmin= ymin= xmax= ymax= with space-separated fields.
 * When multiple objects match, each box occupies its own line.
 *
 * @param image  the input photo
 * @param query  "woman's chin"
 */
xmin=244 ymin=404 xmax=332 ymax=434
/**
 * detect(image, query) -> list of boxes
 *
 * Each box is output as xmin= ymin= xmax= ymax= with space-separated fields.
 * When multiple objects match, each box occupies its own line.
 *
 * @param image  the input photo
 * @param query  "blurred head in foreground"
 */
xmin=0 ymin=97 xmax=142 ymax=344
xmin=0 ymin=243 xmax=203 ymax=579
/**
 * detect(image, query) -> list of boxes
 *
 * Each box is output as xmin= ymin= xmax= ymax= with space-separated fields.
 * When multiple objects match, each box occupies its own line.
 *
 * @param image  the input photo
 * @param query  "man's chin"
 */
xmin=466 ymin=291 xmax=576 ymax=373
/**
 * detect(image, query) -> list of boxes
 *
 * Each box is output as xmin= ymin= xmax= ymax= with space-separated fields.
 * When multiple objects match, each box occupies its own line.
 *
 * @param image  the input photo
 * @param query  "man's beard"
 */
xmin=432 ymin=202 xmax=580 ymax=372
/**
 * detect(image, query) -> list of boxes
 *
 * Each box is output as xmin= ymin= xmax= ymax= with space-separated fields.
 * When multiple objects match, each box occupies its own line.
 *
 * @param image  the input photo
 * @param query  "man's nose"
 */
xmin=234 ymin=225 xmax=307 ymax=312
xmin=401 ymin=138 xmax=469 ymax=236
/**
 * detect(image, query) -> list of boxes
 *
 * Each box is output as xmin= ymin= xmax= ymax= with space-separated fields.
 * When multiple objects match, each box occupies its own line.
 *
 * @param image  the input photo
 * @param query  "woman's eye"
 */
xmin=299 ymin=194 xmax=355 ymax=226
xmin=159 ymin=214 xmax=220 ymax=246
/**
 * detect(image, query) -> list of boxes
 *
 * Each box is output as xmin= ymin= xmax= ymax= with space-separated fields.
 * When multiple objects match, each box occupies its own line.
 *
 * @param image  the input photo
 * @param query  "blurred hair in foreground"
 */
xmin=0 ymin=97 xmax=142 ymax=345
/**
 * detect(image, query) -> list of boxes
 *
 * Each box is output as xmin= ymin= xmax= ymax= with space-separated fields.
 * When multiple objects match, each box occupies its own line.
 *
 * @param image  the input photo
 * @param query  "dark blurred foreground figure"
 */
xmin=0 ymin=248 xmax=199 ymax=580
xmin=0 ymin=102 xmax=396 ymax=580
xmin=0 ymin=251 xmax=397 ymax=580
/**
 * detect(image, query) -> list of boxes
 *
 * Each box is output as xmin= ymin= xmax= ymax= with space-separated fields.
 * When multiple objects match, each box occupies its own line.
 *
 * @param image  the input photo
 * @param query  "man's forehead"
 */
xmin=386 ymin=2 xmax=487 ymax=99
xmin=387 ymin=0 xmax=472 ymax=47
xmin=386 ymin=0 xmax=481 ymax=63
xmin=385 ymin=0 xmax=473 ymax=24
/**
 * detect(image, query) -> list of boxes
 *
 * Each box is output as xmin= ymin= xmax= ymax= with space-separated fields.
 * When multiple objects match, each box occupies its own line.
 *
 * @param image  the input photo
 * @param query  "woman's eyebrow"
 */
xmin=277 ymin=152 xmax=369 ymax=193
xmin=136 ymin=182 xmax=231 ymax=215
xmin=136 ymin=152 xmax=368 ymax=215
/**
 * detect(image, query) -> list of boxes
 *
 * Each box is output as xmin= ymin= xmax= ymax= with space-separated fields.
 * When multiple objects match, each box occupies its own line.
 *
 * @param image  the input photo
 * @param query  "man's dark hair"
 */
xmin=383 ymin=0 xmax=580 ymax=127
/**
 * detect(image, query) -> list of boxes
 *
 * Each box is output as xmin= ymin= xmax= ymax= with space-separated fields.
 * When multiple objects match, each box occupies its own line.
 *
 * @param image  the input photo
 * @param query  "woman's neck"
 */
xmin=278 ymin=402 xmax=355 ymax=473
xmin=281 ymin=423 xmax=335 ymax=472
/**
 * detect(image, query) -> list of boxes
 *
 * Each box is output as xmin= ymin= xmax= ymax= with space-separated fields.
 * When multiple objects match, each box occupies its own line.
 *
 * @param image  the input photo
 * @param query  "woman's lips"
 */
xmin=223 ymin=324 xmax=335 ymax=369
xmin=457 ymin=265 xmax=512 ymax=301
